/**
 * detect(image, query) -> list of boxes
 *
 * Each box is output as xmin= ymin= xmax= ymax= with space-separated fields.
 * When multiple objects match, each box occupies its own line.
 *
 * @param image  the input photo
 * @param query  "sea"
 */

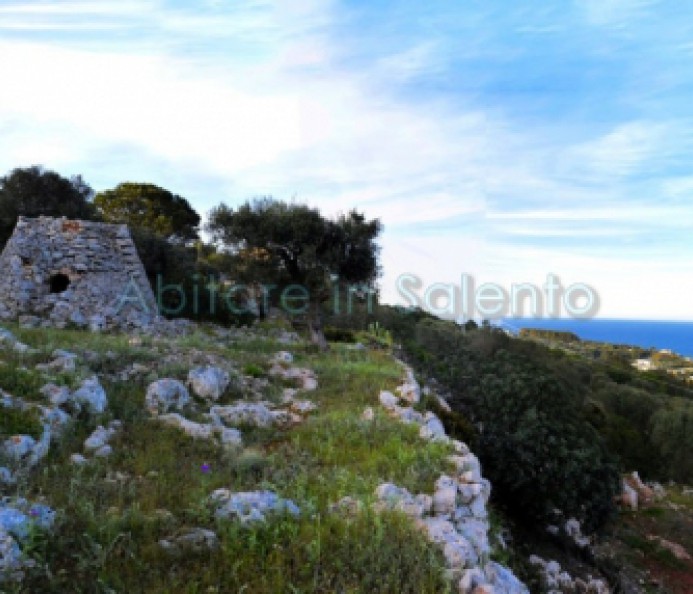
xmin=498 ymin=318 xmax=693 ymax=359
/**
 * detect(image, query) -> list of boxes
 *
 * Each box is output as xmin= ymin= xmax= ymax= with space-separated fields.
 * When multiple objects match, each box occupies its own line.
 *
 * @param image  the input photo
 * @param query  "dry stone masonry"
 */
xmin=0 ymin=216 xmax=158 ymax=330
xmin=369 ymin=362 xmax=530 ymax=594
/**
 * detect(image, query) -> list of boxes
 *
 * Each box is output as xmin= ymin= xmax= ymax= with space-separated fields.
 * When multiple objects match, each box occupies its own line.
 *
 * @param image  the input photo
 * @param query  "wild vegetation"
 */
xmin=2 ymin=163 xmax=693 ymax=590
xmin=0 ymin=320 xmax=462 ymax=592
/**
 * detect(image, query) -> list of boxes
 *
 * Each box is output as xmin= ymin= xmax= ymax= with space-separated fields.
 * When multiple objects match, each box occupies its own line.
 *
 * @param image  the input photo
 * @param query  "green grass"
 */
xmin=1 ymin=323 xmax=457 ymax=593
xmin=0 ymin=405 xmax=44 ymax=440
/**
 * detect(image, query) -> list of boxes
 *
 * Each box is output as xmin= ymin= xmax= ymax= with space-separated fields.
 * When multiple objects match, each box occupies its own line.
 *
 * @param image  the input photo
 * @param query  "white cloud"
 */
xmin=1 ymin=0 xmax=692 ymax=321
xmin=559 ymin=121 xmax=670 ymax=180
xmin=576 ymin=0 xmax=658 ymax=27
xmin=0 ymin=1 xmax=151 ymax=16
xmin=0 ymin=41 xmax=305 ymax=174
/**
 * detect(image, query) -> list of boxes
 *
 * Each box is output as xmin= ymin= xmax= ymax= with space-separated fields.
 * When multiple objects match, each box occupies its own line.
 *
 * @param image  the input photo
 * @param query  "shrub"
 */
xmin=324 ymin=326 xmax=357 ymax=343
xmin=474 ymin=365 xmax=620 ymax=531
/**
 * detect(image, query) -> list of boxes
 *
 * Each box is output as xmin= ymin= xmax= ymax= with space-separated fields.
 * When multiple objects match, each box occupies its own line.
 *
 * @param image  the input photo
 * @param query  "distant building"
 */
xmin=633 ymin=358 xmax=654 ymax=371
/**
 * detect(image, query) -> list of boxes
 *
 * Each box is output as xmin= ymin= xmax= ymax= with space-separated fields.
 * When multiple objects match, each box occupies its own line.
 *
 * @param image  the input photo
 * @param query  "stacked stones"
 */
xmin=0 ymin=216 xmax=157 ymax=330
xmin=372 ymin=363 xmax=529 ymax=594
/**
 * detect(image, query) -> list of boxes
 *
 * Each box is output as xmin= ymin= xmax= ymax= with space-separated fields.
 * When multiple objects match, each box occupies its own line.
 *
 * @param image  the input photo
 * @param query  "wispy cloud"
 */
xmin=576 ymin=0 xmax=658 ymax=28
xmin=1 ymin=0 xmax=693 ymax=318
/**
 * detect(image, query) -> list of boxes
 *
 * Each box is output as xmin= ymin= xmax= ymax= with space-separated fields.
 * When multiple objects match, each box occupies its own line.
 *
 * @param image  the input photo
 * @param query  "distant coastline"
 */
xmin=499 ymin=318 xmax=693 ymax=359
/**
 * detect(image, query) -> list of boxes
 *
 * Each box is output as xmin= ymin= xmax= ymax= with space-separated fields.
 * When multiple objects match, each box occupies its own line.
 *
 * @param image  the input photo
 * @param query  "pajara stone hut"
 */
xmin=0 ymin=216 xmax=158 ymax=330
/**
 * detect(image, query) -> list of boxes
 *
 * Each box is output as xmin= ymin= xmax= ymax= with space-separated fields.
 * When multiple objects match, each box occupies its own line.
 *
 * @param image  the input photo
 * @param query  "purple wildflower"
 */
xmin=201 ymin=463 xmax=211 ymax=474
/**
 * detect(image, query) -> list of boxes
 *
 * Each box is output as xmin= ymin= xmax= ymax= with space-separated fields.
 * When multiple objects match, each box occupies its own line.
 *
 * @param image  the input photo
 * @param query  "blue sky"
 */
xmin=1 ymin=0 xmax=693 ymax=319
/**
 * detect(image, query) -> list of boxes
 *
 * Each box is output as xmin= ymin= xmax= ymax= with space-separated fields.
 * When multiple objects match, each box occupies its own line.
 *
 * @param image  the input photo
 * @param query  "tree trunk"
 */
xmin=254 ymin=283 xmax=266 ymax=320
xmin=308 ymin=303 xmax=329 ymax=351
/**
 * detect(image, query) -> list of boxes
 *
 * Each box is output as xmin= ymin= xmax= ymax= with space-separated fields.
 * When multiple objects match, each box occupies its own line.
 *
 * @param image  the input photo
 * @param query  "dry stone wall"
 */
xmin=0 ymin=216 xmax=158 ymax=330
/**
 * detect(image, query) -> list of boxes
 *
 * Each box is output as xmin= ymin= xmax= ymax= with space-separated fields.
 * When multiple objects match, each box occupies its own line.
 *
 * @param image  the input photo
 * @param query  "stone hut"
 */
xmin=0 ymin=216 xmax=158 ymax=330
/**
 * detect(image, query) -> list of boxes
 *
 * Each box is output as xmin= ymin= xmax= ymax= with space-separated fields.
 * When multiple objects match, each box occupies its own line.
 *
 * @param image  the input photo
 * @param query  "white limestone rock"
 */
xmin=373 ymin=483 xmax=431 ymax=518
xmin=84 ymin=425 xmax=117 ymax=452
xmin=211 ymin=490 xmax=300 ymax=524
xmin=145 ymin=379 xmax=190 ymax=415
xmin=158 ymin=413 xmax=214 ymax=439
xmin=459 ymin=567 xmax=487 ymax=594
xmin=290 ymin=400 xmax=318 ymax=415
xmin=379 ymin=390 xmax=398 ymax=408
xmin=396 ymin=368 xmax=421 ymax=404
xmin=420 ymin=412 xmax=448 ymax=441
xmin=158 ymin=413 xmax=243 ymax=447
xmin=268 ymin=360 xmax=318 ymax=391
xmin=393 ymin=406 xmax=425 ymax=424
xmin=40 ymin=383 xmax=71 ymax=407
xmin=210 ymin=402 xmax=275 ymax=428
xmin=0 ymin=467 xmax=14 ymax=486
xmin=2 ymin=435 xmax=36 ymax=461
xmin=565 ymin=517 xmax=590 ymax=548
xmin=484 ymin=561 xmax=530 ymax=594
xmin=159 ymin=528 xmax=219 ymax=553
xmin=218 ymin=427 xmax=243 ymax=447
xmin=273 ymin=351 xmax=294 ymax=364
xmin=71 ymin=376 xmax=107 ymax=414
xmin=0 ymin=499 xmax=55 ymax=582
xmin=70 ymin=453 xmax=88 ymax=465
xmin=433 ymin=475 xmax=459 ymax=516
xmin=0 ymin=530 xmax=24 ymax=582
xmin=93 ymin=444 xmax=113 ymax=458
xmin=187 ymin=366 xmax=231 ymax=401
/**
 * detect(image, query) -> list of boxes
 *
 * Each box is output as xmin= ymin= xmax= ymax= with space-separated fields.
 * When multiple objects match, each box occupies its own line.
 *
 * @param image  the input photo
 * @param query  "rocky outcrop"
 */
xmin=209 ymin=402 xmax=277 ymax=428
xmin=210 ymin=490 xmax=300 ymax=524
xmin=157 ymin=413 xmax=242 ymax=447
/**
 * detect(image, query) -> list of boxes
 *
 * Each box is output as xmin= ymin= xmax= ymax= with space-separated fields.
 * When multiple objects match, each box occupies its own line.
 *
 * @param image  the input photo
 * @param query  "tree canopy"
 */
xmin=0 ymin=166 xmax=96 ymax=248
xmin=206 ymin=197 xmax=382 ymax=348
xmin=94 ymin=182 xmax=200 ymax=242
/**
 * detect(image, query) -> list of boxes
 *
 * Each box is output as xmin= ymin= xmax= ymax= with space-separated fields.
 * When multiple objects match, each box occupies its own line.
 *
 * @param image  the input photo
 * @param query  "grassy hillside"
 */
xmin=0 ymin=321 xmax=459 ymax=593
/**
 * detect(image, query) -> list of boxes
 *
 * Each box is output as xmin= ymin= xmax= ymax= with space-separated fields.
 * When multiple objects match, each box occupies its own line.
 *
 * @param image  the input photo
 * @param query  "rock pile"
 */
xmin=529 ymin=555 xmax=610 ymax=593
xmin=0 ymin=497 xmax=55 ymax=583
xmin=71 ymin=420 xmax=122 ymax=463
xmin=0 ymin=386 xmax=81 ymax=472
xmin=210 ymin=489 xmax=300 ymax=524
xmin=269 ymin=352 xmax=318 ymax=391
xmin=145 ymin=353 xmax=318 ymax=445
xmin=617 ymin=471 xmax=663 ymax=511
xmin=157 ymin=413 xmax=242 ymax=448
xmin=371 ymin=365 xmax=529 ymax=594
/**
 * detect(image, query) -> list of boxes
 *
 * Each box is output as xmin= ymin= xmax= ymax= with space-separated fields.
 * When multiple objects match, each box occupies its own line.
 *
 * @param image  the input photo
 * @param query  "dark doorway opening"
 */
xmin=49 ymin=273 xmax=70 ymax=294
